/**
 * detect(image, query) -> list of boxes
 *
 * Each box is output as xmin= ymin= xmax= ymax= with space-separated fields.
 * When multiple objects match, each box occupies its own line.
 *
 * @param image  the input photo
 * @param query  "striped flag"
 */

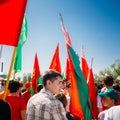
xmin=68 ymin=46 xmax=92 ymax=120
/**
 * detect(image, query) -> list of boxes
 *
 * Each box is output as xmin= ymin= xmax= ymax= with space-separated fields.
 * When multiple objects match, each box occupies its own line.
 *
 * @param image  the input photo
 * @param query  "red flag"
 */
xmin=49 ymin=44 xmax=61 ymax=73
xmin=32 ymin=54 xmax=41 ymax=94
xmin=87 ymin=58 xmax=98 ymax=119
xmin=81 ymin=48 xmax=89 ymax=80
xmin=0 ymin=0 xmax=27 ymax=46
xmin=65 ymin=45 xmax=73 ymax=81
xmin=65 ymin=58 xmax=71 ymax=81
xmin=59 ymin=14 xmax=72 ymax=47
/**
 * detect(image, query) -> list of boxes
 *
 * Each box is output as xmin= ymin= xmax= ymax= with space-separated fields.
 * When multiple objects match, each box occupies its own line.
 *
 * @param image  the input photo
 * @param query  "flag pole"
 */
xmin=90 ymin=57 xmax=93 ymax=68
xmin=13 ymin=70 xmax=16 ymax=80
xmin=3 ymin=47 xmax=17 ymax=100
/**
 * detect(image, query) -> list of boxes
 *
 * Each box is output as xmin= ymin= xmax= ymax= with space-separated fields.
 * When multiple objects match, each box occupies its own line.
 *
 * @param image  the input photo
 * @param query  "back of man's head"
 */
xmin=8 ymin=80 xmax=21 ymax=93
xmin=103 ymin=75 xmax=114 ymax=87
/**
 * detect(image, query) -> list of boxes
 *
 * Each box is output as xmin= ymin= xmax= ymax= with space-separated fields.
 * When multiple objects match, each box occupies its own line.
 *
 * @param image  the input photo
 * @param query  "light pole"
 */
xmin=0 ymin=58 xmax=4 ymax=73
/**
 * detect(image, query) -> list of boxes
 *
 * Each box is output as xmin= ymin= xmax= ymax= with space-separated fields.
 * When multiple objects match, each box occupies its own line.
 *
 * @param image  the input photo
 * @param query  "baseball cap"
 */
xmin=98 ymin=88 xmax=119 ymax=100
xmin=25 ymin=82 xmax=31 ymax=88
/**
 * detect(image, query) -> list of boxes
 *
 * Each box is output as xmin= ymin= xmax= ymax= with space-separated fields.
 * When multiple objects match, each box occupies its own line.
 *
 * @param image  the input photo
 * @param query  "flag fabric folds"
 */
xmin=80 ymin=48 xmax=89 ymax=80
xmin=68 ymin=46 xmax=92 ymax=120
xmin=65 ymin=57 xmax=72 ymax=81
xmin=67 ymin=49 xmax=84 ymax=119
xmin=31 ymin=54 xmax=41 ymax=94
xmin=87 ymin=59 xmax=98 ymax=119
xmin=13 ymin=45 xmax=22 ymax=73
xmin=0 ymin=0 xmax=27 ymax=47
xmin=65 ymin=44 xmax=73 ymax=81
xmin=49 ymin=44 xmax=61 ymax=73
xmin=14 ymin=16 xmax=28 ymax=73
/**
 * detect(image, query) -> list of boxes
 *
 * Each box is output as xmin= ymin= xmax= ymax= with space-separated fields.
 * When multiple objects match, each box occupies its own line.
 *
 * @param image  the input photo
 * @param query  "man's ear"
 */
xmin=46 ymin=80 xmax=51 ymax=86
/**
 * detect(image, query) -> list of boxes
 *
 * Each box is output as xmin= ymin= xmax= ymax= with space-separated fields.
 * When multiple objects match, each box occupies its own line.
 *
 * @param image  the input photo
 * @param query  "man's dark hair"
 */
xmin=8 ymin=80 xmax=21 ymax=93
xmin=103 ymin=75 xmax=114 ymax=86
xmin=42 ymin=69 xmax=62 ymax=86
xmin=37 ymin=84 xmax=43 ymax=92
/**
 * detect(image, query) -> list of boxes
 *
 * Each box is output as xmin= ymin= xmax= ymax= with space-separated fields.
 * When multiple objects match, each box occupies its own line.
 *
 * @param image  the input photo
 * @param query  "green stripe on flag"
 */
xmin=68 ymin=46 xmax=92 ymax=120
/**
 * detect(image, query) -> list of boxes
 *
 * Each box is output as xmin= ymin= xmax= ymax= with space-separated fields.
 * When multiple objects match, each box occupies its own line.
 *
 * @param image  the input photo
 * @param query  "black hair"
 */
xmin=37 ymin=84 xmax=43 ymax=92
xmin=42 ymin=69 xmax=62 ymax=86
xmin=8 ymin=80 xmax=21 ymax=93
xmin=103 ymin=75 xmax=114 ymax=86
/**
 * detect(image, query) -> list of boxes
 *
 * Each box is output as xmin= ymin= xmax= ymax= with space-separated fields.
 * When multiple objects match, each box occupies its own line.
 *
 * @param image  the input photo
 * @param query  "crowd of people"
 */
xmin=0 ymin=69 xmax=120 ymax=120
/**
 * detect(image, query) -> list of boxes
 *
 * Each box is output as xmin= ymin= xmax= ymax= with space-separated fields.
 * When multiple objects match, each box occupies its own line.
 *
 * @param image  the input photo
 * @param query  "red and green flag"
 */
xmin=67 ymin=49 xmax=84 ymax=119
xmin=60 ymin=14 xmax=93 ymax=119
xmin=0 ymin=0 xmax=27 ymax=47
xmin=49 ymin=43 xmax=61 ymax=73
xmin=31 ymin=54 xmax=41 ymax=94
xmin=68 ymin=46 xmax=92 ymax=120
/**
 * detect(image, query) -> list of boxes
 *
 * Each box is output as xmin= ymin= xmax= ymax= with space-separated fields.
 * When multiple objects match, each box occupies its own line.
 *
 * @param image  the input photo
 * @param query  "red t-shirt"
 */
xmin=6 ymin=96 xmax=26 ymax=120
xmin=22 ymin=91 xmax=31 ymax=104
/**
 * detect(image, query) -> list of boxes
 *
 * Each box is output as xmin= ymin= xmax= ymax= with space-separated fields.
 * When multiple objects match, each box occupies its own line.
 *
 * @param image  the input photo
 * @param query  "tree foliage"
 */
xmin=22 ymin=73 xmax=31 ymax=84
xmin=94 ymin=58 xmax=120 ymax=83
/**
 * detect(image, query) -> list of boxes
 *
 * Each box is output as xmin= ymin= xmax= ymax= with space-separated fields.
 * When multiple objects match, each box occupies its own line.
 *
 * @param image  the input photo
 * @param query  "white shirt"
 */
xmin=104 ymin=106 xmax=120 ymax=120
xmin=98 ymin=106 xmax=120 ymax=120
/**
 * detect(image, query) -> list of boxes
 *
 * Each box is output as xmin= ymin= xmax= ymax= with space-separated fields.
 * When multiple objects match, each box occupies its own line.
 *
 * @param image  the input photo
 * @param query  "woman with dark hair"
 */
xmin=55 ymin=93 xmax=79 ymax=120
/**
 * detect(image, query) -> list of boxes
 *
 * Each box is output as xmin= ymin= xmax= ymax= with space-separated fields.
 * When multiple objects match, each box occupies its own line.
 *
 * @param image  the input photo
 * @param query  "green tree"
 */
xmin=94 ymin=58 xmax=120 ymax=83
xmin=22 ymin=73 xmax=28 ymax=84
xmin=27 ymin=73 xmax=31 ymax=82
xmin=110 ymin=58 xmax=120 ymax=81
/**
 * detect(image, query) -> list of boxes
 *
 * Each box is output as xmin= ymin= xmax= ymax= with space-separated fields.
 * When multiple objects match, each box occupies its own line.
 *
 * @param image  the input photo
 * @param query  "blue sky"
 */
xmin=1 ymin=0 xmax=120 ymax=77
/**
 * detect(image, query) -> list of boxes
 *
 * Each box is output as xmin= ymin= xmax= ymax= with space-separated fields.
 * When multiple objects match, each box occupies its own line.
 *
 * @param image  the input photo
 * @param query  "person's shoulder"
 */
xmin=28 ymin=92 xmax=51 ymax=106
xmin=28 ymin=92 xmax=40 ymax=102
xmin=106 ymin=106 xmax=120 ymax=119
xmin=108 ymin=105 xmax=120 ymax=111
xmin=98 ymin=109 xmax=108 ymax=119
